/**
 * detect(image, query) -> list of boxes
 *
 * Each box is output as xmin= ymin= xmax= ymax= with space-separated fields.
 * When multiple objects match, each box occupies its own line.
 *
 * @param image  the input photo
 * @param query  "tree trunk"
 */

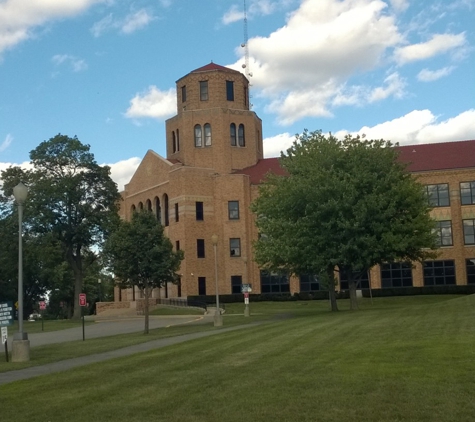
xmin=327 ymin=266 xmax=338 ymax=312
xmin=144 ymin=282 xmax=150 ymax=335
xmin=349 ymin=279 xmax=359 ymax=310
xmin=67 ymin=246 xmax=84 ymax=320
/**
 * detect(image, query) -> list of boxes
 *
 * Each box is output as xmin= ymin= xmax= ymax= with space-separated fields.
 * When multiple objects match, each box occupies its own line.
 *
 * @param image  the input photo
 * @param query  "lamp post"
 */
xmin=211 ymin=234 xmax=223 ymax=327
xmin=98 ymin=278 xmax=102 ymax=302
xmin=12 ymin=182 xmax=30 ymax=362
xmin=243 ymin=257 xmax=250 ymax=317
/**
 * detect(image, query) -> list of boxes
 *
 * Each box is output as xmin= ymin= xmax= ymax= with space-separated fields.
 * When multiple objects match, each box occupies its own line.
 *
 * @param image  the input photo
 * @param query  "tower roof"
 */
xmin=190 ymin=62 xmax=241 ymax=74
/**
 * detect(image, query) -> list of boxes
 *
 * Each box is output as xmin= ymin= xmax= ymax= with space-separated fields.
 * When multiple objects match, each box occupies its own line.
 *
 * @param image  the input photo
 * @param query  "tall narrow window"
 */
xmin=238 ymin=124 xmax=245 ymax=147
xmin=228 ymin=201 xmax=239 ymax=220
xmin=181 ymin=85 xmax=186 ymax=102
xmin=197 ymin=239 xmax=205 ymax=258
xmin=434 ymin=220 xmax=452 ymax=246
xmin=176 ymin=129 xmax=180 ymax=151
xmin=176 ymin=240 xmax=180 ymax=251
xmin=230 ymin=238 xmax=241 ymax=257
xmin=172 ymin=131 xmax=176 ymax=153
xmin=204 ymin=123 xmax=212 ymax=146
xmin=226 ymin=80 xmax=234 ymax=101
xmin=230 ymin=123 xmax=237 ymax=146
xmin=194 ymin=125 xmax=202 ymax=147
xmin=154 ymin=197 xmax=161 ymax=222
xmin=231 ymin=275 xmax=242 ymax=294
xmin=198 ymin=277 xmax=206 ymax=295
xmin=175 ymin=203 xmax=179 ymax=222
xmin=146 ymin=199 xmax=152 ymax=212
xmin=463 ymin=219 xmax=475 ymax=244
xmin=200 ymin=81 xmax=208 ymax=101
xmin=244 ymin=86 xmax=248 ymax=108
xmin=163 ymin=194 xmax=169 ymax=226
xmin=196 ymin=202 xmax=204 ymax=221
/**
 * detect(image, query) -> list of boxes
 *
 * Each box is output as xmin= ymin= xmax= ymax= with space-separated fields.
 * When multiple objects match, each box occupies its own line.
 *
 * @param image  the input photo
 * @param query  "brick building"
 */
xmin=116 ymin=63 xmax=475 ymax=302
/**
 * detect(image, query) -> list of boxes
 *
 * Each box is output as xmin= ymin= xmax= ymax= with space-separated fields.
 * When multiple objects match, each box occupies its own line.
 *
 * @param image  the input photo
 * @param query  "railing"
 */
xmin=157 ymin=297 xmax=207 ymax=311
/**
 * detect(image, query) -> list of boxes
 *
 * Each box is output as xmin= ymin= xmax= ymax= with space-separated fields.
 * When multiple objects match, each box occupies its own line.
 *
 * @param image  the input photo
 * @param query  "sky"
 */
xmin=1 ymin=0 xmax=474 ymax=190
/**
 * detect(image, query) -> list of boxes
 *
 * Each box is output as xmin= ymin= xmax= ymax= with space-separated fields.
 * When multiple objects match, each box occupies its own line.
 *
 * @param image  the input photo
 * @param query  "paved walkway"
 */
xmin=0 ymin=317 xmax=258 ymax=386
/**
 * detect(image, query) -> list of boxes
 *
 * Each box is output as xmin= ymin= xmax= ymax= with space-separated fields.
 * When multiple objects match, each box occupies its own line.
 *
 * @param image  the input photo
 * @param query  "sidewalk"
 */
xmin=0 ymin=322 xmax=257 ymax=386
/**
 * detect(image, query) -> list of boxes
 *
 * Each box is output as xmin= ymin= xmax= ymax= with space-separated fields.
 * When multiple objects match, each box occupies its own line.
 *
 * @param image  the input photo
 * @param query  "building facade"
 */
xmin=116 ymin=63 xmax=475 ymax=301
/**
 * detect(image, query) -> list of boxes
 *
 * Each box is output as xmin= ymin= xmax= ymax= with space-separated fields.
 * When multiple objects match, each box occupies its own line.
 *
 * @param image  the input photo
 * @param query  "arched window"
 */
xmin=163 ymin=194 xmax=169 ymax=226
xmin=131 ymin=204 xmax=136 ymax=214
xmin=194 ymin=125 xmax=202 ymax=147
xmin=204 ymin=123 xmax=212 ymax=146
xmin=172 ymin=131 xmax=176 ymax=153
xmin=230 ymin=123 xmax=237 ymax=146
xmin=176 ymin=129 xmax=180 ymax=151
xmin=146 ymin=199 xmax=152 ymax=212
xmin=154 ymin=197 xmax=161 ymax=223
xmin=238 ymin=124 xmax=245 ymax=147
xmin=138 ymin=202 xmax=143 ymax=210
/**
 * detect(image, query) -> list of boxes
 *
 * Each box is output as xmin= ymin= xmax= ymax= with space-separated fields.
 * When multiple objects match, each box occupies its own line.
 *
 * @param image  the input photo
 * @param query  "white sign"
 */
xmin=244 ymin=298 xmax=249 ymax=305
xmin=1 ymin=327 xmax=7 ymax=345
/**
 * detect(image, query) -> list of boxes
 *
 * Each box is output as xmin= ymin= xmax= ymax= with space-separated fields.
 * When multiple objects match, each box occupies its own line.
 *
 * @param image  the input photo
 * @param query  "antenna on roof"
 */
xmin=241 ymin=0 xmax=253 ymax=108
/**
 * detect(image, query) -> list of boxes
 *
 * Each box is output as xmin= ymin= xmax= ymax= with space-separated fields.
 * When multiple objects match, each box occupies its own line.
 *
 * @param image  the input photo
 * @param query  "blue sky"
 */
xmin=1 ymin=0 xmax=474 ymax=189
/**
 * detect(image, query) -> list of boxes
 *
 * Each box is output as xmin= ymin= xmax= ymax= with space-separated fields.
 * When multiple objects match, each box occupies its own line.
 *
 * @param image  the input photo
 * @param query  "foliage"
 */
xmin=105 ymin=210 xmax=184 ymax=333
xmin=1 ymin=134 xmax=121 ymax=318
xmin=252 ymin=130 xmax=438 ymax=310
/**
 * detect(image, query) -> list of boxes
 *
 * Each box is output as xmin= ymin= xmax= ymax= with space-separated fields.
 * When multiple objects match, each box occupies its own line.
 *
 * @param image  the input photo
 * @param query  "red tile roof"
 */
xmin=190 ymin=62 xmax=240 ymax=74
xmin=236 ymin=140 xmax=475 ymax=184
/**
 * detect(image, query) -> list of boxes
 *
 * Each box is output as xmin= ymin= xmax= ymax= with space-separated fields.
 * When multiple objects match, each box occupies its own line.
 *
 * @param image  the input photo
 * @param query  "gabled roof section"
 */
xmin=191 ymin=62 xmax=241 ymax=74
xmin=236 ymin=140 xmax=475 ymax=184
xmin=398 ymin=140 xmax=475 ymax=172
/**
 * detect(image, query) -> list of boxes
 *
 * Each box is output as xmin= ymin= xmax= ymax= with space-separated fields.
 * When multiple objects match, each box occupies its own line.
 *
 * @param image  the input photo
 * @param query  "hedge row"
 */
xmin=188 ymin=285 xmax=475 ymax=304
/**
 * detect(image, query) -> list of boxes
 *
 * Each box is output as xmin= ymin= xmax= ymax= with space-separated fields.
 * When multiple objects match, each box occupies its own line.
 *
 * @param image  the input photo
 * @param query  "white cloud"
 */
xmin=368 ymin=72 xmax=406 ymax=102
xmin=91 ymin=8 xmax=155 ymax=36
xmin=52 ymin=54 xmax=88 ymax=72
xmin=229 ymin=0 xmax=403 ymax=124
xmin=417 ymin=66 xmax=455 ymax=82
xmin=263 ymin=132 xmax=295 ymax=157
xmin=0 ymin=134 xmax=13 ymax=152
xmin=222 ymin=5 xmax=243 ymax=25
xmin=0 ymin=0 xmax=107 ymax=54
xmin=394 ymin=33 xmax=466 ymax=65
xmin=334 ymin=109 xmax=475 ymax=145
xmin=389 ymin=0 xmax=409 ymax=12
xmin=125 ymin=86 xmax=176 ymax=120
xmin=104 ymin=157 xmax=141 ymax=191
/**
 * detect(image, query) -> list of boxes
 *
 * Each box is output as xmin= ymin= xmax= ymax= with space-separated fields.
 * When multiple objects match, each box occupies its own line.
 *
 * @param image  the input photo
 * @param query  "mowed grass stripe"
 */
xmin=1 ymin=295 xmax=475 ymax=422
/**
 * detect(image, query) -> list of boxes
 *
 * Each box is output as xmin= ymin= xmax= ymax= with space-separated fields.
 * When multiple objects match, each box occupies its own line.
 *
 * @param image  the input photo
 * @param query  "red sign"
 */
xmin=39 ymin=301 xmax=46 ymax=310
xmin=244 ymin=292 xmax=249 ymax=299
xmin=79 ymin=293 xmax=87 ymax=307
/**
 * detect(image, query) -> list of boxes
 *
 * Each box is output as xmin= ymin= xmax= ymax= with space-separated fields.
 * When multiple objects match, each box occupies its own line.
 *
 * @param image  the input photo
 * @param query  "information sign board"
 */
xmin=241 ymin=284 xmax=252 ymax=293
xmin=39 ymin=301 xmax=46 ymax=310
xmin=1 ymin=327 xmax=7 ymax=344
xmin=79 ymin=293 xmax=87 ymax=307
xmin=0 ymin=302 xmax=14 ymax=326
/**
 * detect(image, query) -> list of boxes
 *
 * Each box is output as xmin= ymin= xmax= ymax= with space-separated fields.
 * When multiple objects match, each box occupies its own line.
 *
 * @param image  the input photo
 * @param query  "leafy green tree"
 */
xmin=252 ymin=130 xmax=437 ymax=311
xmin=1 ymin=134 xmax=121 ymax=318
xmin=105 ymin=211 xmax=184 ymax=334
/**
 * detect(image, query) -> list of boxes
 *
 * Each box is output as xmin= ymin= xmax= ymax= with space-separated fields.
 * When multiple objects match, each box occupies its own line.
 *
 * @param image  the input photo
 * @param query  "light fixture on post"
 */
xmin=12 ymin=182 xmax=30 ymax=362
xmin=98 ymin=278 xmax=102 ymax=303
xmin=243 ymin=256 xmax=250 ymax=317
xmin=211 ymin=234 xmax=223 ymax=327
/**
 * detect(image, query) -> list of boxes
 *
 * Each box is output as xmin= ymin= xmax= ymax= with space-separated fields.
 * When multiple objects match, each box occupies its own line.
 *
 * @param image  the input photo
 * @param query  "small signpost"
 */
xmin=39 ymin=301 xmax=46 ymax=331
xmin=79 ymin=293 xmax=87 ymax=341
xmin=241 ymin=284 xmax=252 ymax=317
xmin=0 ymin=302 xmax=13 ymax=362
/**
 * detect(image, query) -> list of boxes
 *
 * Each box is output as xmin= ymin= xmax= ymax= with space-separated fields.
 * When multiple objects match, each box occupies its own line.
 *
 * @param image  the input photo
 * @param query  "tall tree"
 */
xmin=105 ymin=211 xmax=184 ymax=334
xmin=1 ymin=134 xmax=121 ymax=318
xmin=252 ymin=130 xmax=437 ymax=311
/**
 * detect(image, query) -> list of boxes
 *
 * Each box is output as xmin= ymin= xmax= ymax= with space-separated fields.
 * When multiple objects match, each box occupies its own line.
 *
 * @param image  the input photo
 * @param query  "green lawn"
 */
xmin=1 ymin=295 xmax=475 ymax=422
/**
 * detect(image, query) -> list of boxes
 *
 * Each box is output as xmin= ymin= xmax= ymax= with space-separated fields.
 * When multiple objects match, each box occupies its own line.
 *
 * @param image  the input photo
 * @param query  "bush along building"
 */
xmin=115 ymin=63 xmax=475 ymax=304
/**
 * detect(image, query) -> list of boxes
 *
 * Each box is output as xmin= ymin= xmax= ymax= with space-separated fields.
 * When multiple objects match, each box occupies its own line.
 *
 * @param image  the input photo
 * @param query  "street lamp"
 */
xmin=98 ymin=278 xmax=102 ymax=302
xmin=12 ymin=182 xmax=30 ymax=362
xmin=211 ymin=234 xmax=223 ymax=327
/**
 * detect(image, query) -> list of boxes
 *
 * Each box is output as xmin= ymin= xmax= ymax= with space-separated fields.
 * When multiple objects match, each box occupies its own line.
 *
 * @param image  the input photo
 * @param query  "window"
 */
xmin=461 ymin=182 xmax=475 ymax=205
xmin=466 ymin=259 xmax=475 ymax=284
xmin=230 ymin=238 xmax=241 ymax=257
xmin=181 ymin=85 xmax=186 ymax=102
xmin=200 ymin=81 xmax=208 ymax=101
xmin=434 ymin=220 xmax=453 ymax=246
xmin=228 ymin=201 xmax=239 ymax=220
xmin=163 ymin=194 xmax=169 ymax=226
xmin=299 ymin=274 xmax=320 ymax=292
xmin=204 ymin=123 xmax=212 ymax=146
xmin=425 ymin=184 xmax=449 ymax=207
xmin=260 ymin=271 xmax=289 ymax=293
xmin=463 ymin=219 xmax=475 ymax=244
xmin=172 ymin=131 xmax=176 ymax=153
xmin=197 ymin=239 xmax=205 ymax=258
xmin=154 ymin=197 xmax=161 ymax=222
xmin=196 ymin=202 xmax=204 ymax=221
xmin=131 ymin=204 xmax=136 ymax=213
xmin=231 ymin=275 xmax=242 ymax=294
xmin=381 ymin=262 xmax=413 ymax=288
xmin=226 ymin=80 xmax=234 ymax=101
xmin=175 ymin=203 xmax=179 ymax=222
xmin=138 ymin=202 xmax=143 ymax=210
xmin=423 ymin=260 xmax=456 ymax=285
xmin=194 ymin=125 xmax=202 ymax=147
xmin=175 ymin=240 xmax=180 ymax=251
xmin=244 ymin=86 xmax=248 ymax=108
xmin=198 ymin=277 xmax=206 ymax=295
xmin=339 ymin=269 xmax=370 ymax=290
xmin=146 ymin=199 xmax=152 ymax=212
xmin=230 ymin=123 xmax=237 ymax=146
xmin=238 ymin=124 xmax=245 ymax=147
xmin=176 ymin=129 xmax=180 ymax=151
